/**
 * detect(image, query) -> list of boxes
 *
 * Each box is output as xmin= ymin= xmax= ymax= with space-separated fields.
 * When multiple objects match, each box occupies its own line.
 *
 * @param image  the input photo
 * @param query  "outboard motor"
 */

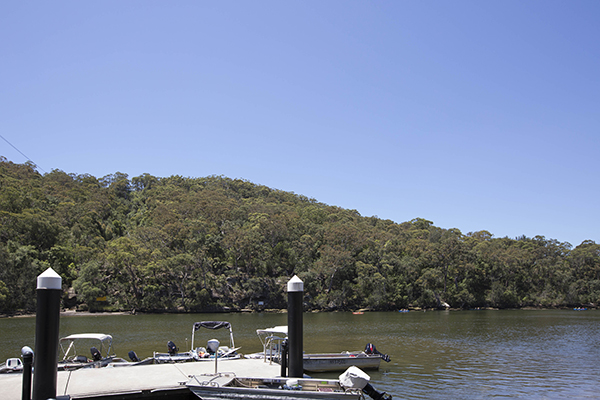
xmin=365 ymin=343 xmax=391 ymax=363
xmin=363 ymin=383 xmax=393 ymax=400
xmin=90 ymin=347 xmax=102 ymax=362
xmin=128 ymin=350 xmax=141 ymax=362
xmin=167 ymin=341 xmax=178 ymax=355
xmin=339 ymin=366 xmax=392 ymax=400
xmin=207 ymin=339 xmax=220 ymax=355
xmin=280 ymin=339 xmax=289 ymax=377
xmin=6 ymin=357 xmax=23 ymax=371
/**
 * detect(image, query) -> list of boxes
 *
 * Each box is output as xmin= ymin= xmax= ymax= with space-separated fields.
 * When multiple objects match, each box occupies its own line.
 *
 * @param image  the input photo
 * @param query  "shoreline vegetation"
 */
xmin=2 ymin=305 xmax=596 ymax=320
xmin=1 ymin=159 xmax=599 ymax=317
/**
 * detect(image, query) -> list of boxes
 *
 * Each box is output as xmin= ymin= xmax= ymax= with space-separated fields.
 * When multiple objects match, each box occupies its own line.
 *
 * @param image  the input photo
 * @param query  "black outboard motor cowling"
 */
xmin=128 ymin=350 xmax=141 ymax=362
xmin=167 ymin=340 xmax=178 ymax=355
xmin=365 ymin=343 xmax=376 ymax=354
xmin=90 ymin=347 xmax=102 ymax=362
xmin=363 ymin=383 xmax=393 ymax=400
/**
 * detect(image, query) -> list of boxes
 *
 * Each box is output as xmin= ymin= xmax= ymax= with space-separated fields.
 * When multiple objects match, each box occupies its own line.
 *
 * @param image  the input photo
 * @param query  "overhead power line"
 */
xmin=0 ymin=133 xmax=47 ymax=173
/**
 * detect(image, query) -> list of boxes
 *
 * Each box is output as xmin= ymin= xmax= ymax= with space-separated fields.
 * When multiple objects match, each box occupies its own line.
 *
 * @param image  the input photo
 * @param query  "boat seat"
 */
xmin=74 ymin=355 xmax=88 ymax=363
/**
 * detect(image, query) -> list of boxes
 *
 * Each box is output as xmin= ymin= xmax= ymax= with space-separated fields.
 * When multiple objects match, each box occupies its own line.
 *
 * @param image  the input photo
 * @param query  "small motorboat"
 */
xmin=152 ymin=339 xmax=195 ymax=363
xmin=186 ymin=366 xmax=392 ymax=400
xmin=1 ymin=335 xmax=141 ymax=374
xmin=249 ymin=326 xmax=391 ymax=373
xmin=153 ymin=321 xmax=241 ymax=363
xmin=303 ymin=347 xmax=388 ymax=373
xmin=57 ymin=333 xmax=131 ymax=370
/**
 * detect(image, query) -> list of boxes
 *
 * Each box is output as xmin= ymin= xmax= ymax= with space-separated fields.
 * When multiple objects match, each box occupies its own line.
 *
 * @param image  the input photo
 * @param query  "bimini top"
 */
xmin=60 ymin=333 xmax=113 ymax=342
xmin=59 ymin=333 xmax=114 ymax=361
xmin=191 ymin=321 xmax=235 ymax=350
xmin=256 ymin=326 xmax=288 ymax=336
xmin=193 ymin=321 xmax=231 ymax=331
xmin=254 ymin=326 xmax=288 ymax=363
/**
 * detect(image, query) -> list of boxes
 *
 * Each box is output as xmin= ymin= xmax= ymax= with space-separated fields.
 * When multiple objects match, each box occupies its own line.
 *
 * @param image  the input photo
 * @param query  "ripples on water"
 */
xmin=366 ymin=310 xmax=600 ymax=399
xmin=1 ymin=309 xmax=598 ymax=399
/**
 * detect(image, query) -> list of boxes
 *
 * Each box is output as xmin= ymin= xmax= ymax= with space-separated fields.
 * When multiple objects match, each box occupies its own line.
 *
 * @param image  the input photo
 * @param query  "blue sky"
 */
xmin=1 ymin=1 xmax=598 ymax=247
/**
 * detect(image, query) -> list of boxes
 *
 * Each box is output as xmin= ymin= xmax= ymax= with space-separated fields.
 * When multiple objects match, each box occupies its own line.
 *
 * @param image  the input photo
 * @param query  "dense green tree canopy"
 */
xmin=0 ymin=158 xmax=598 ymax=314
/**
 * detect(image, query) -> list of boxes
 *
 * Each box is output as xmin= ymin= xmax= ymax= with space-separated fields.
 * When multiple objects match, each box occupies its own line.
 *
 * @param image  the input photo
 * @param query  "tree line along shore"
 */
xmin=1 ymin=158 xmax=598 ymax=315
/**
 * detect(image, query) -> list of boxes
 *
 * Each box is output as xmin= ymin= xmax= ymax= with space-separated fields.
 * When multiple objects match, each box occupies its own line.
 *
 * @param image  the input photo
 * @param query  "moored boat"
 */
xmin=249 ymin=326 xmax=391 ymax=373
xmin=186 ymin=366 xmax=392 ymax=400
xmin=153 ymin=321 xmax=241 ymax=363
xmin=303 ymin=351 xmax=384 ymax=373
xmin=57 ymin=333 xmax=132 ymax=370
xmin=1 ymin=333 xmax=143 ymax=373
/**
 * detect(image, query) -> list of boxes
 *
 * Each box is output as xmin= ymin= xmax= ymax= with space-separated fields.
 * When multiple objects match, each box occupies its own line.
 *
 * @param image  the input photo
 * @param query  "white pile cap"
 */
xmin=287 ymin=275 xmax=304 ymax=292
xmin=37 ymin=268 xmax=62 ymax=290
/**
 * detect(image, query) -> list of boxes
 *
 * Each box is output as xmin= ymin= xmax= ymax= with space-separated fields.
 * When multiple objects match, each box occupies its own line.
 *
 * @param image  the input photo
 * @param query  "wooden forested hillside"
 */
xmin=0 ymin=158 xmax=598 ymax=314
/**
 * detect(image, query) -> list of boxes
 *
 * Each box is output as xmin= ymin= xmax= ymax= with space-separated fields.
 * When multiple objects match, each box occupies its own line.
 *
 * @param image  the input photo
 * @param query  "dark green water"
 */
xmin=1 ymin=309 xmax=599 ymax=398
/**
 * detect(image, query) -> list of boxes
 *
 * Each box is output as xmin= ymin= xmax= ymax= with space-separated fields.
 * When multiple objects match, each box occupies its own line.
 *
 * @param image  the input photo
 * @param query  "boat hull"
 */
xmin=153 ymin=351 xmax=241 ymax=364
xmin=153 ymin=352 xmax=195 ymax=363
xmin=189 ymin=389 xmax=361 ymax=400
xmin=187 ymin=375 xmax=362 ymax=400
xmin=303 ymin=353 xmax=382 ymax=373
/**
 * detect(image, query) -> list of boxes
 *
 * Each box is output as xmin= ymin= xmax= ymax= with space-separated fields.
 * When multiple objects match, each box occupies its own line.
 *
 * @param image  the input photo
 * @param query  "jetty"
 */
xmin=6 ymin=273 xmax=393 ymax=400
xmin=4 ymin=269 xmax=283 ymax=400
xmin=2 ymin=358 xmax=281 ymax=400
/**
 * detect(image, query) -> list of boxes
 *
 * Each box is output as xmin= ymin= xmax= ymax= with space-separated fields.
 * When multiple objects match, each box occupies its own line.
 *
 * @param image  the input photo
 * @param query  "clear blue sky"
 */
xmin=1 ymin=1 xmax=598 ymax=247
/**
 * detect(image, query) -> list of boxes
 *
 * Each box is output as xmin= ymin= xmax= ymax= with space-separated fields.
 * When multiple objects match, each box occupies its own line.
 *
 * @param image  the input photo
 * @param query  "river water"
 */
xmin=1 ymin=309 xmax=598 ymax=399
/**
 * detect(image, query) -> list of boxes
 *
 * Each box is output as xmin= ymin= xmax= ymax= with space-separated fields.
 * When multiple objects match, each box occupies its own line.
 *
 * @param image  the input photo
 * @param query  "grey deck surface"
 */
xmin=1 ymin=358 xmax=281 ymax=400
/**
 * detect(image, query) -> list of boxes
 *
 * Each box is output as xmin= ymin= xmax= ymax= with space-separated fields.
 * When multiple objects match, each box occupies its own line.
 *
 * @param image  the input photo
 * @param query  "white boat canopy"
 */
xmin=255 ymin=326 xmax=288 ymax=363
xmin=256 ymin=326 xmax=288 ymax=336
xmin=59 ymin=333 xmax=114 ymax=361
xmin=60 ymin=333 xmax=113 ymax=342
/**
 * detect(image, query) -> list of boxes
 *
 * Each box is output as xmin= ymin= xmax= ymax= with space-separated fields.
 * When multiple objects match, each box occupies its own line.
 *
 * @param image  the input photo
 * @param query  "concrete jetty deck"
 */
xmin=2 ymin=358 xmax=281 ymax=400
